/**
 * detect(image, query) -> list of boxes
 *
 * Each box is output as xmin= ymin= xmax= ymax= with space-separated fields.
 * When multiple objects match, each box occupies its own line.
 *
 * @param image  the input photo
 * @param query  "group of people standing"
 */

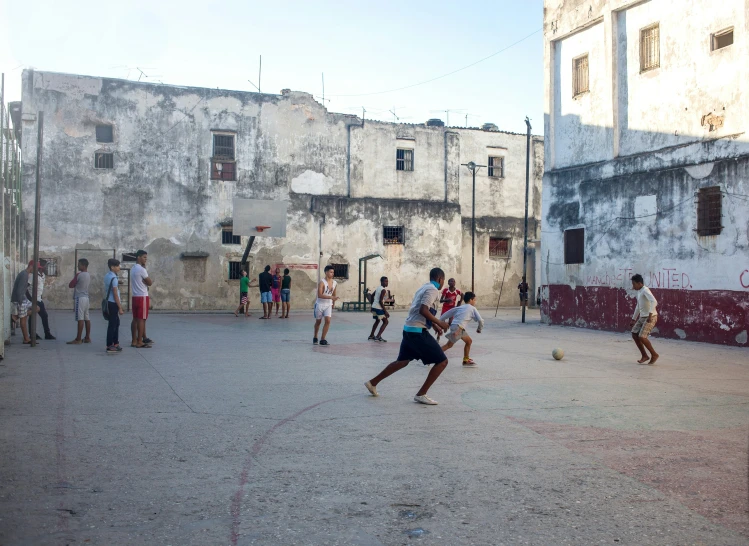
xmin=235 ymin=266 xmax=292 ymax=319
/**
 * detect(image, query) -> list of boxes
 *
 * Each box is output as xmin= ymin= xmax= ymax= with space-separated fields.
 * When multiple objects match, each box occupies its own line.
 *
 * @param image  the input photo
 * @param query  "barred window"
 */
xmin=396 ymin=149 xmax=414 ymax=171
xmin=228 ymin=261 xmax=243 ymax=280
xmin=488 ymin=156 xmax=504 ymax=178
xmin=222 ymin=227 xmax=241 ymax=245
xmin=213 ymin=134 xmax=235 ymax=160
xmin=383 ymin=226 xmax=405 ymax=245
xmin=573 ymin=54 xmax=589 ymax=97
xmin=211 ymin=161 xmax=236 ymax=181
xmin=696 ymin=186 xmax=722 ymax=236
xmin=489 ymin=237 xmax=510 ymax=258
xmin=564 ymin=228 xmax=585 ymax=265
xmin=640 ymin=24 xmax=660 ymax=72
xmin=94 ymin=152 xmax=114 ymax=169
xmin=331 ymin=264 xmax=349 ymax=280
xmin=42 ymin=258 xmax=59 ymax=277
xmin=96 ymin=125 xmax=113 ymax=143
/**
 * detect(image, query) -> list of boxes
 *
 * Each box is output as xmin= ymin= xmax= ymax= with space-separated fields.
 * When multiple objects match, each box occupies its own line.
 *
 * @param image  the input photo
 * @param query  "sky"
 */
xmin=0 ymin=0 xmax=544 ymax=134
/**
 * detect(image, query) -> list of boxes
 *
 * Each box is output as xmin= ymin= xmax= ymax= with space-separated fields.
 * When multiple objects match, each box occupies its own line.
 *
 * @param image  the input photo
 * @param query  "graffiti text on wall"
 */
xmin=586 ymin=268 xmax=692 ymax=289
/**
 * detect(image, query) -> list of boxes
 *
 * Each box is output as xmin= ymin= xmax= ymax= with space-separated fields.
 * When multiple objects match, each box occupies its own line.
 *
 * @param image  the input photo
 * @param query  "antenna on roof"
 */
xmin=430 ymin=108 xmax=465 ymax=127
xmin=248 ymin=55 xmax=262 ymax=93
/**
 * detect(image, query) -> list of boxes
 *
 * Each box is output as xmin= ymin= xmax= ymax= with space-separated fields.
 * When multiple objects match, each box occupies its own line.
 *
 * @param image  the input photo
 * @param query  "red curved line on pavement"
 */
xmin=229 ymin=395 xmax=354 ymax=545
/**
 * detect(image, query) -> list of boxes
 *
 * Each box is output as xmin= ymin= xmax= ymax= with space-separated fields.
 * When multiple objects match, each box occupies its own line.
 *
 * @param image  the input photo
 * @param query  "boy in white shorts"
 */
xmin=439 ymin=292 xmax=484 ymax=367
xmin=313 ymin=265 xmax=339 ymax=346
xmin=67 ymin=258 xmax=92 ymax=345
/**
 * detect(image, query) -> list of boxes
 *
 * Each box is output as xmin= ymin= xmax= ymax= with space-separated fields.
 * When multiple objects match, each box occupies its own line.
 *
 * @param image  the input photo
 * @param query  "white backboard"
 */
xmin=232 ymin=198 xmax=288 ymax=238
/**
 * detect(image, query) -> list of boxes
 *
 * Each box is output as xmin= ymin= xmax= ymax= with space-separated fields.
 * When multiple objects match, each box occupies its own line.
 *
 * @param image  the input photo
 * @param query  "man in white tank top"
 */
xmin=313 ymin=265 xmax=339 ymax=345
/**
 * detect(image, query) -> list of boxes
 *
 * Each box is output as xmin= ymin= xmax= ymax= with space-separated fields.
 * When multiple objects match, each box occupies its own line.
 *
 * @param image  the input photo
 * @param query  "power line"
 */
xmin=326 ymin=27 xmax=542 ymax=98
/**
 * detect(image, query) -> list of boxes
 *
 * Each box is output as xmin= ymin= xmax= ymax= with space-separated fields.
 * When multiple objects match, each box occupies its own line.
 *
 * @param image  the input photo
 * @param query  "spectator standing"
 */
xmin=11 ymin=261 xmax=36 ymax=345
xmin=27 ymin=260 xmax=55 ymax=340
xmin=130 ymin=250 xmax=153 ymax=348
xmin=258 ymin=265 xmax=273 ymax=319
xmin=104 ymin=259 xmax=124 ymax=353
xmin=66 ymin=258 xmax=91 ymax=345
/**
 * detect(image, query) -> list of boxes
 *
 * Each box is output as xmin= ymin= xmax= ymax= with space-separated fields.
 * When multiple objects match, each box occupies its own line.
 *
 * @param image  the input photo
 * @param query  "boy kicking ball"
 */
xmin=368 ymin=276 xmax=390 ymax=342
xmin=364 ymin=267 xmax=450 ymax=405
xmin=439 ymin=292 xmax=484 ymax=367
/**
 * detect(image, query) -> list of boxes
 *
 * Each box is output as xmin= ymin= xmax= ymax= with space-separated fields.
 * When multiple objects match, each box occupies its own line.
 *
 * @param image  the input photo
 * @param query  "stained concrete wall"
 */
xmin=542 ymin=0 xmax=749 ymax=346
xmin=20 ymin=70 xmax=543 ymax=311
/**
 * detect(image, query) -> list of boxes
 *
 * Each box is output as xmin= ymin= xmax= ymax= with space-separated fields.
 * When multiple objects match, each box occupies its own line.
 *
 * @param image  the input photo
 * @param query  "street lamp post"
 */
xmin=462 ymin=161 xmax=486 ymax=293
xmin=521 ymin=117 xmax=532 ymax=324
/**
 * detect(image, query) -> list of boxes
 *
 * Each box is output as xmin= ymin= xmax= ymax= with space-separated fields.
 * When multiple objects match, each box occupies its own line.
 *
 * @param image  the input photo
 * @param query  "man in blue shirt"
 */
xmin=104 ymin=259 xmax=124 ymax=353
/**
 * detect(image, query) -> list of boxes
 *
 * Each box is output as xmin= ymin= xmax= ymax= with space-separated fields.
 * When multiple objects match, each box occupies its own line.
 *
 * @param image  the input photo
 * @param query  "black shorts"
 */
xmin=396 ymin=329 xmax=447 ymax=365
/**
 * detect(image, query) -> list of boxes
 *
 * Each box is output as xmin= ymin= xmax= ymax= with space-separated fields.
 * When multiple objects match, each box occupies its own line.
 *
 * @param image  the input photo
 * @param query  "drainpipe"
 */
xmin=346 ymin=114 xmax=364 ymax=198
xmin=444 ymin=129 xmax=448 ymax=202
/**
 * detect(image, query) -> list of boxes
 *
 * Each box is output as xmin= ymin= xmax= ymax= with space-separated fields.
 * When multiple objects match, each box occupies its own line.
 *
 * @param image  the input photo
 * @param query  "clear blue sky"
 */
xmin=0 ymin=0 xmax=543 ymax=134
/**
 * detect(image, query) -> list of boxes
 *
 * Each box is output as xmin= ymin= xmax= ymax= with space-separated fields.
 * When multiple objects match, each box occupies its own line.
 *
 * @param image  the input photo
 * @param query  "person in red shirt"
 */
xmin=440 ymin=278 xmax=462 ymax=316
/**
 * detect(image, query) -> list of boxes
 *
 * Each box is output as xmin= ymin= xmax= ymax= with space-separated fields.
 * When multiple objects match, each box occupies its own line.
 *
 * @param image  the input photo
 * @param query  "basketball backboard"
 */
xmin=232 ymin=198 xmax=288 ymax=238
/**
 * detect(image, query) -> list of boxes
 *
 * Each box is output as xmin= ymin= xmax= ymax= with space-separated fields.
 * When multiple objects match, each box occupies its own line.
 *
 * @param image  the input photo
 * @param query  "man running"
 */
xmin=368 ymin=276 xmax=390 ymax=342
xmin=629 ymin=274 xmax=659 ymax=365
xmin=365 ymin=267 xmax=450 ymax=405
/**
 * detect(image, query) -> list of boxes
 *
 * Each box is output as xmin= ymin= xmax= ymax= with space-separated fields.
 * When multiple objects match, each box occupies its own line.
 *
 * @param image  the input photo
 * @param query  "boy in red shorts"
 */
xmin=130 ymin=250 xmax=153 ymax=348
xmin=440 ymin=278 xmax=461 ymax=316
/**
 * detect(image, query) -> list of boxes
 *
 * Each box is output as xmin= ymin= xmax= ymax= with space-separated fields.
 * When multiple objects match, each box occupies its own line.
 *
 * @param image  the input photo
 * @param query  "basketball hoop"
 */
xmin=255 ymin=225 xmax=271 ymax=232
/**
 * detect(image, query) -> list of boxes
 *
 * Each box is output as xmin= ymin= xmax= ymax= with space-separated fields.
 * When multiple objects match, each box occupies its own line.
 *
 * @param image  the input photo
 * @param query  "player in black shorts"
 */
xmin=364 ymin=268 xmax=450 ymax=405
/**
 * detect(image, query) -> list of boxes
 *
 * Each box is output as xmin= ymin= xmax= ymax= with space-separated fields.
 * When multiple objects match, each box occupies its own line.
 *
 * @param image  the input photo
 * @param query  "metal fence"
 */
xmin=1 ymin=74 xmax=29 ymax=356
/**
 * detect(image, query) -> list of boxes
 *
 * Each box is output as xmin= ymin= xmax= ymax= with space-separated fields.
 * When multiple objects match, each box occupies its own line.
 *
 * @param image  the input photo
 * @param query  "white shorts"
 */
xmin=446 ymin=326 xmax=465 ymax=344
xmin=75 ymin=296 xmax=90 ymax=321
xmin=313 ymin=303 xmax=332 ymax=320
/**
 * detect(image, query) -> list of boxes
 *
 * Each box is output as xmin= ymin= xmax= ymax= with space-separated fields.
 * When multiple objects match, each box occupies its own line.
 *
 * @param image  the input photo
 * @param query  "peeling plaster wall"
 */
xmin=20 ymin=70 xmax=543 ymax=311
xmin=542 ymin=0 xmax=749 ymax=346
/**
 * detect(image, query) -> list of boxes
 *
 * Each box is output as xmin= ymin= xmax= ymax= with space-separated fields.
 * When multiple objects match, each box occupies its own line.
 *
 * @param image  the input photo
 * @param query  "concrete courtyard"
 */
xmin=0 ymin=308 xmax=747 ymax=545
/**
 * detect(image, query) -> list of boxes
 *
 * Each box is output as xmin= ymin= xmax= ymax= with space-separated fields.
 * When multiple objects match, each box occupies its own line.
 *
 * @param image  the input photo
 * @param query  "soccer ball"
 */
xmin=552 ymin=348 xmax=564 ymax=360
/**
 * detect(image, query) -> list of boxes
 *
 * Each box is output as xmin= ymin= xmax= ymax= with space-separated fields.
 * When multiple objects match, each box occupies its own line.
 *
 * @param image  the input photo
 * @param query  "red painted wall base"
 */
xmin=542 ymin=285 xmax=749 ymax=347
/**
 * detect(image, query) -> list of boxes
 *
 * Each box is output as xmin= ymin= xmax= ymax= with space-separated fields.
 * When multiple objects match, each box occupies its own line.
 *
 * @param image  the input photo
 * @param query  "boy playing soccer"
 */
xmin=629 ymin=274 xmax=659 ymax=365
xmin=364 ymin=267 xmax=450 ymax=405
xmin=67 ymin=258 xmax=91 ymax=345
xmin=439 ymin=292 xmax=484 ymax=367
xmin=368 ymin=276 xmax=390 ymax=342
xmin=313 ymin=265 xmax=339 ymax=345
xmin=440 ymin=278 xmax=461 ymax=316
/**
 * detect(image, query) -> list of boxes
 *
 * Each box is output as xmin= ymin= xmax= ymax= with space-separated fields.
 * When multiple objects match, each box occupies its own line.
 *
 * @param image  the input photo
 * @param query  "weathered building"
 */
xmin=541 ymin=0 xmax=749 ymax=345
xmin=19 ymin=70 xmax=543 ymax=311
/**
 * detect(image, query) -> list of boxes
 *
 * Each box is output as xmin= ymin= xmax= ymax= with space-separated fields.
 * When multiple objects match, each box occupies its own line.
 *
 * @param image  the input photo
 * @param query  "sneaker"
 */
xmin=319 ymin=339 xmax=329 ymax=346
xmin=313 ymin=338 xmax=319 ymax=345
xmin=375 ymin=337 xmax=387 ymax=342
xmin=414 ymin=395 xmax=438 ymax=405
xmin=45 ymin=334 xmax=56 ymax=340
xmin=106 ymin=346 xmax=119 ymax=354
xmin=462 ymin=361 xmax=478 ymax=367
xmin=364 ymin=381 xmax=378 ymax=397
xmin=368 ymin=335 xmax=375 ymax=341
xmin=143 ymin=337 xmax=154 ymax=344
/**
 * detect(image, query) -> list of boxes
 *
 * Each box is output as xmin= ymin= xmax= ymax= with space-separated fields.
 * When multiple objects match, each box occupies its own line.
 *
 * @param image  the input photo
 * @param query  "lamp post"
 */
xmin=521 ymin=117 xmax=532 ymax=324
xmin=462 ymin=161 xmax=486 ymax=293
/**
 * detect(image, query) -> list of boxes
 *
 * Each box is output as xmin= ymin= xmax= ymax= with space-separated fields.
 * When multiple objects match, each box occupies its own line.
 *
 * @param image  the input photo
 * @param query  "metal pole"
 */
xmin=258 ymin=55 xmax=262 ymax=94
xmin=30 ymin=112 xmax=43 ymax=346
xmin=521 ymin=117 xmax=531 ymax=324
xmin=471 ymin=167 xmax=476 ymax=293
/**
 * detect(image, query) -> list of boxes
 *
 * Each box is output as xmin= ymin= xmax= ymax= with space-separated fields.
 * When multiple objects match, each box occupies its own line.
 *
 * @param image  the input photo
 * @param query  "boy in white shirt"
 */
xmin=313 ymin=265 xmax=339 ymax=346
xmin=368 ymin=276 xmax=390 ymax=342
xmin=629 ymin=274 xmax=659 ymax=364
xmin=439 ymin=292 xmax=484 ymax=367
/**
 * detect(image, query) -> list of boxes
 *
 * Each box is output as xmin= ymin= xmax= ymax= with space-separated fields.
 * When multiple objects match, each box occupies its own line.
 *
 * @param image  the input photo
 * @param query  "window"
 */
xmin=41 ymin=258 xmax=58 ymax=277
xmin=640 ymin=24 xmax=660 ymax=72
xmin=712 ymin=28 xmax=733 ymax=51
xmin=396 ymin=149 xmax=414 ymax=171
xmin=94 ymin=152 xmax=114 ymax=169
xmin=122 ymin=252 xmax=137 ymax=262
xmin=212 ymin=133 xmax=236 ymax=181
xmin=572 ymin=54 xmax=589 ymax=97
xmin=696 ymin=186 xmax=722 ymax=236
xmin=331 ymin=264 xmax=349 ymax=280
xmin=564 ymin=228 xmax=585 ymax=265
xmin=383 ymin=226 xmax=405 ymax=245
xmin=228 ymin=261 xmax=243 ymax=280
xmin=222 ymin=227 xmax=241 ymax=245
xmin=96 ymin=125 xmax=113 ymax=143
xmin=488 ymin=156 xmax=505 ymax=178
xmin=489 ymin=237 xmax=511 ymax=258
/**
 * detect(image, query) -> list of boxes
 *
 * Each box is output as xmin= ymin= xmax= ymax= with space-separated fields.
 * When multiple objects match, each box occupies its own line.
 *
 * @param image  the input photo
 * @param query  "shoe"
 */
xmin=313 ymin=338 xmax=319 ymax=345
xmin=142 ymin=337 xmax=154 ymax=344
xmin=414 ymin=395 xmax=438 ymax=405
xmin=106 ymin=346 xmax=119 ymax=354
xmin=45 ymin=334 xmax=56 ymax=340
xmin=66 ymin=340 xmax=82 ymax=345
xmin=365 ymin=381 xmax=378 ymax=397
xmin=462 ymin=361 xmax=478 ymax=367
xmin=368 ymin=335 xmax=375 ymax=341
xmin=36 ymin=334 xmax=43 ymax=340
xmin=375 ymin=337 xmax=387 ymax=342
xmin=319 ymin=339 xmax=329 ymax=346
